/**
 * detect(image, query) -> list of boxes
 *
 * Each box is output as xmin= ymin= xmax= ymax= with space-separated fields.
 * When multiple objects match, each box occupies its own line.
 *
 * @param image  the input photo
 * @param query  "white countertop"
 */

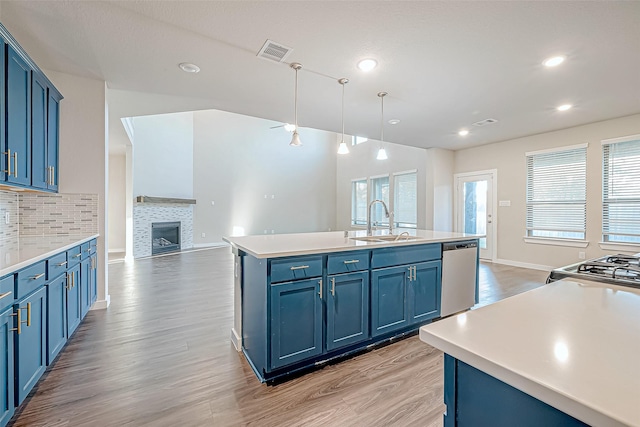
xmin=223 ymin=229 xmax=480 ymax=258
xmin=0 ymin=234 xmax=99 ymax=277
xmin=419 ymin=279 xmax=640 ymax=427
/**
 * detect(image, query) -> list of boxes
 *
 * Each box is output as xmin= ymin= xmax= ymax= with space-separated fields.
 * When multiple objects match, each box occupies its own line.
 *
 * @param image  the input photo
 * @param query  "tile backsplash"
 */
xmin=19 ymin=193 xmax=98 ymax=236
xmin=0 ymin=190 xmax=19 ymax=241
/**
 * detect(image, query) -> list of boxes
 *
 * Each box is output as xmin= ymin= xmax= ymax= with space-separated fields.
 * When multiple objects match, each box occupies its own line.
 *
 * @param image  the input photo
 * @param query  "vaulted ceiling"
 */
xmin=2 ymin=1 xmax=639 ymax=151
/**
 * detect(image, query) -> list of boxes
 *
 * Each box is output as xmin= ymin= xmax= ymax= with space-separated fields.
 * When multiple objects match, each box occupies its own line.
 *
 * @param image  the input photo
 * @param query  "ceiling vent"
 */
xmin=257 ymin=40 xmax=293 ymax=63
xmin=472 ymin=118 xmax=498 ymax=127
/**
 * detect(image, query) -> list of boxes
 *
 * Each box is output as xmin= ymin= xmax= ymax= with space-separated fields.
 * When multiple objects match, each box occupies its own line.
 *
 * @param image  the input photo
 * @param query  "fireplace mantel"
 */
xmin=135 ymin=196 xmax=196 ymax=205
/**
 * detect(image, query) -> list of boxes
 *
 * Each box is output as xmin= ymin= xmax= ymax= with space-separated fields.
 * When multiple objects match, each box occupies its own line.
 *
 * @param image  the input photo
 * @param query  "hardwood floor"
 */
xmin=10 ymin=249 xmax=548 ymax=427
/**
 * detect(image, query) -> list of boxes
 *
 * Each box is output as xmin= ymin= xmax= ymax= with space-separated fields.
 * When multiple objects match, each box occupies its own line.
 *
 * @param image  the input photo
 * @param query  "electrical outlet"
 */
xmin=578 ymin=252 xmax=586 ymax=259
xmin=201 ymin=232 xmax=205 ymax=238
xmin=4 ymin=212 xmax=8 ymax=225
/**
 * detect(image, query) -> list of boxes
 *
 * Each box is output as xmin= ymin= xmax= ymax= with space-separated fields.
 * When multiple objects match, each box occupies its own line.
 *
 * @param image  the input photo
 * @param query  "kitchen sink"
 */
xmin=350 ymin=234 xmax=424 ymax=243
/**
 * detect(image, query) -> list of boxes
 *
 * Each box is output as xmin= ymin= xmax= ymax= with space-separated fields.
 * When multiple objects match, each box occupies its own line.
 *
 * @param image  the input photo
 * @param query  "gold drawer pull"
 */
xmin=343 ymin=260 xmax=360 ymax=264
xmin=31 ymin=273 xmax=45 ymax=280
xmin=0 ymin=291 xmax=12 ymax=300
xmin=73 ymin=253 xmax=82 ymax=258
xmin=56 ymin=261 xmax=68 ymax=267
xmin=289 ymin=265 xmax=309 ymax=271
xmin=25 ymin=302 xmax=31 ymax=327
xmin=11 ymin=309 xmax=21 ymax=335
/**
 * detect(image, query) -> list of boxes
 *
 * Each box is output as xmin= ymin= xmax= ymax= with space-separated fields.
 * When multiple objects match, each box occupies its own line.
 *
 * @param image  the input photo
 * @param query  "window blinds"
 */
xmin=394 ymin=172 xmax=417 ymax=228
xmin=526 ymin=145 xmax=587 ymax=239
xmin=602 ymin=137 xmax=640 ymax=243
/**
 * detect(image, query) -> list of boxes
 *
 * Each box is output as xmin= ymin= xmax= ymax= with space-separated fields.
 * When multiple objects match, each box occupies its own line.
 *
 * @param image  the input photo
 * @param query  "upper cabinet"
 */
xmin=0 ymin=23 xmax=63 ymax=193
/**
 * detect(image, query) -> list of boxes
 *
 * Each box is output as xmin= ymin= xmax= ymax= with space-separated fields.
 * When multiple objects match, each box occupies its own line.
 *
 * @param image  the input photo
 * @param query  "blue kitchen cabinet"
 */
xmin=66 ymin=265 xmax=81 ymax=337
xmin=30 ymin=73 xmax=47 ymax=190
xmin=46 ymin=89 xmax=61 ymax=191
xmin=408 ymin=260 xmax=441 ymax=324
xmin=14 ymin=285 xmax=47 ymax=405
xmin=270 ymin=278 xmax=323 ymax=370
xmin=89 ymin=253 xmax=97 ymax=305
xmin=46 ymin=274 xmax=67 ymax=365
xmin=371 ymin=265 xmax=410 ymax=337
xmin=326 ymin=271 xmax=369 ymax=351
xmin=0 ymin=307 xmax=14 ymax=427
xmin=5 ymin=45 xmax=31 ymax=187
xmin=80 ymin=254 xmax=93 ymax=319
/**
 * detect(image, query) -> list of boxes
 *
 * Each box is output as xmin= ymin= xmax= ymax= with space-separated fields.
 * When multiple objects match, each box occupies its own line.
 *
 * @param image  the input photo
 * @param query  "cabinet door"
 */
xmin=326 ymin=271 xmax=369 ymax=351
xmin=408 ymin=260 xmax=441 ymax=325
xmin=0 ymin=307 xmax=14 ymax=426
xmin=80 ymin=259 xmax=90 ymax=319
xmin=15 ymin=285 xmax=47 ymax=405
xmin=30 ymin=73 xmax=48 ymax=190
xmin=5 ymin=46 xmax=31 ymax=186
xmin=46 ymin=274 xmax=67 ymax=365
xmin=371 ymin=265 xmax=410 ymax=337
xmin=66 ymin=266 xmax=81 ymax=337
xmin=270 ymin=278 xmax=322 ymax=370
xmin=46 ymin=90 xmax=60 ymax=191
xmin=89 ymin=254 xmax=97 ymax=305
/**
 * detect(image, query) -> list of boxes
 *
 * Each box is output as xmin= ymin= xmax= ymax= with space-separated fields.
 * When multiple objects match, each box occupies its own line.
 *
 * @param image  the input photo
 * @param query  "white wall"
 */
xmin=108 ymin=153 xmax=126 ymax=252
xmin=336 ymin=140 xmax=454 ymax=232
xmin=45 ymin=69 xmax=109 ymax=308
xmin=132 ymin=112 xmax=194 ymax=199
xmin=193 ymin=110 xmax=337 ymax=243
xmin=454 ymin=113 xmax=640 ymax=269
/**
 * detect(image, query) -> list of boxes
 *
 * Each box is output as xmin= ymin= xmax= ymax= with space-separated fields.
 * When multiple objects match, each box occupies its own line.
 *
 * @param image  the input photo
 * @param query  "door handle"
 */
xmin=30 ymin=273 xmax=45 ymax=280
xmin=318 ymin=279 xmax=323 ymax=299
xmin=10 ymin=309 xmax=21 ymax=335
xmin=3 ymin=149 xmax=10 ymax=175
xmin=407 ymin=266 xmax=413 ymax=281
xmin=290 ymin=265 xmax=309 ymax=271
xmin=13 ymin=152 xmax=17 ymax=177
xmin=331 ymin=278 xmax=335 ymax=296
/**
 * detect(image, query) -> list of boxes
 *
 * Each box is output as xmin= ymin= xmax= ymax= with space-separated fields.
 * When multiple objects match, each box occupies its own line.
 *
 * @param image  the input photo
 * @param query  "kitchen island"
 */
xmin=420 ymin=278 xmax=640 ymax=427
xmin=224 ymin=229 xmax=479 ymax=382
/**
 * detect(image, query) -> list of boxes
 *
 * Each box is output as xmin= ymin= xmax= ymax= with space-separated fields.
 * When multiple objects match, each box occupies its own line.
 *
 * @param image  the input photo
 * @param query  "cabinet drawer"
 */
xmin=327 ymin=251 xmax=370 ymax=274
xmin=47 ymin=252 xmax=67 ymax=279
xmin=270 ymin=256 xmax=323 ymax=283
xmin=81 ymin=242 xmax=91 ymax=260
xmin=67 ymin=246 xmax=82 ymax=268
xmin=371 ymin=244 xmax=441 ymax=269
xmin=89 ymin=239 xmax=97 ymax=255
xmin=0 ymin=275 xmax=15 ymax=312
xmin=16 ymin=261 xmax=46 ymax=299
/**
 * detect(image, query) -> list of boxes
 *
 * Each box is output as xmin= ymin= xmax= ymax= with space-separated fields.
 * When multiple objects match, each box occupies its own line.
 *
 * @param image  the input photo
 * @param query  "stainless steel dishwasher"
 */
xmin=440 ymin=240 xmax=478 ymax=317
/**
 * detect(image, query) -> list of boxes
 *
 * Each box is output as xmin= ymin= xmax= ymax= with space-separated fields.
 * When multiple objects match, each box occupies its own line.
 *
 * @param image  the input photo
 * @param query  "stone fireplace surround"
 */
xmin=133 ymin=200 xmax=194 ymax=258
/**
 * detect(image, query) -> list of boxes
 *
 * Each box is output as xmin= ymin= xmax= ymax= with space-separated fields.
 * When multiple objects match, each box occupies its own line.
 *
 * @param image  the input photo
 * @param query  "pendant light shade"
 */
xmin=289 ymin=62 xmax=303 ymax=147
xmin=377 ymin=92 xmax=388 ymax=160
xmin=337 ymin=78 xmax=349 ymax=154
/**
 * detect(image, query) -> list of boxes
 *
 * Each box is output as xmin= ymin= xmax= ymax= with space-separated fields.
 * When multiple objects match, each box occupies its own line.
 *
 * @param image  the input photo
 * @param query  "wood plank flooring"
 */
xmin=10 ymin=249 xmax=548 ymax=427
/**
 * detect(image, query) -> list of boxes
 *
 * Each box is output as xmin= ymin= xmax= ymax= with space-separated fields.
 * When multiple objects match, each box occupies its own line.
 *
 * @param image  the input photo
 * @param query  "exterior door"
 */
xmin=455 ymin=171 xmax=495 ymax=260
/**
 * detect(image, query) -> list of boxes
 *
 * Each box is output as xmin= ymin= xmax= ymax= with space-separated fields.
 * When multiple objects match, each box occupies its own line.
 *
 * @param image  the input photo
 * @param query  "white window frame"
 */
xmin=392 ymin=169 xmax=418 ymax=229
xmin=600 ymin=134 xmax=640 ymax=250
xmin=351 ymin=177 xmax=368 ymax=226
xmin=524 ymin=143 xmax=588 ymax=247
xmin=369 ymin=174 xmax=390 ymax=227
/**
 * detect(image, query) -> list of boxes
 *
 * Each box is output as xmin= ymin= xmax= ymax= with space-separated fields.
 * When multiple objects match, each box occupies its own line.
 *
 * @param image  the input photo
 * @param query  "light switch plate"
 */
xmin=499 ymin=200 xmax=511 ymax=207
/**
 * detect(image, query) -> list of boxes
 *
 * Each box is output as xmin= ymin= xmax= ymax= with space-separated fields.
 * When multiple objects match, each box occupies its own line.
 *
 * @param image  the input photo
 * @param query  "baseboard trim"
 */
xmin=108 ymin=248 xmax=125 ymax=253
xmin=231 ymin=328 xmax=242 ymax=351
xmin=192 ymin=242 xmax=229 ymax=249
xmin=492 ymin=258 xmax=552 ymax=272
xmin=91 ymin=295 xmax=111 ymax=310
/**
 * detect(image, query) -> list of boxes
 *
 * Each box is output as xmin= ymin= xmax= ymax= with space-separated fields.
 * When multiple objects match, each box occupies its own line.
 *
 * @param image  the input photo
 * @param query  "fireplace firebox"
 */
xmin=151 ymin=222 xmax=181 ymax=255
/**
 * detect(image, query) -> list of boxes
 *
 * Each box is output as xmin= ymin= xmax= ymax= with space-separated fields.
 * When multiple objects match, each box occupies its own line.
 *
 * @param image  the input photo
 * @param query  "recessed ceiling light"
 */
xmin=357 ymin=59 xmax=377 ymax=72
xmin=178 ymin=62 xmax=200 ymax=73
xmin=556 ymin=104 xmax=573 ymax=111
xmin=543 ymin=56 xmax=566 ymax=67
xmin=458 ymin=129 xmax=469 ymax=136
xmin=388 ymin=119 xmax=400 ymax=125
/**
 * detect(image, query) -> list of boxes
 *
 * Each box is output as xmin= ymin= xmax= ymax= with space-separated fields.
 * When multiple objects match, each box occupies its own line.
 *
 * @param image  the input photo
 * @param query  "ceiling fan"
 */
xmin=270 ymin=123 xmax=296 ymax=132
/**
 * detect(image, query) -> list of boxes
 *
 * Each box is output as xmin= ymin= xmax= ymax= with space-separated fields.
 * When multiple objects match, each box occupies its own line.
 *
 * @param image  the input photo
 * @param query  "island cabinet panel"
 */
xmin=444 ymin=355 xmax=589 ymax=427
xmin=0 ymin=307 xmax=14 ymax=427
xmin=408 ymin=260 xmax=441 ymax=324
xmin=45 ymin=273 xmax=67 ymax=365
xmin=14 ymin=285 xmax=47 ymax=405
xmin=326 ymin=271 xmax=369 ymax=351
xmin=371 ymin=265 xmax=410 ymax=337
xmin=269 ymin=278 xmax=323 ymax=370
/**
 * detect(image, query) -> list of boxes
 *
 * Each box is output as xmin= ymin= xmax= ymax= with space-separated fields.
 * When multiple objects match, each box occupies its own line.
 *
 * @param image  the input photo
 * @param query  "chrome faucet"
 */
xmin=367 ymin=199 xmax=392 ymax=236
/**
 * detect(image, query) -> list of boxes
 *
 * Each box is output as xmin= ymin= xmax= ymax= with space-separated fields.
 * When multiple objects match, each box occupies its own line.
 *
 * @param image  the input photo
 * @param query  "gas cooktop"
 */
xmin=547 ymin=254 xmax=640 ymax=289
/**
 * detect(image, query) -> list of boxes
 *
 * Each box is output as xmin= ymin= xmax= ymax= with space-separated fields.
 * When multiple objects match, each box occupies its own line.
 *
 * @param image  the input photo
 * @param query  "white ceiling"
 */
xmin=2 ymin=1 xmax=639 ymax=151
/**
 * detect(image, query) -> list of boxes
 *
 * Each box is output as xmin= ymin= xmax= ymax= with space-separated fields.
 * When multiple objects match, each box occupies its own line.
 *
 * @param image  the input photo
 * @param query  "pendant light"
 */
xmin=289 ymin=62 xmax=303 ymax=147
xmin=376 ymin=92 xmax=388 ymax=160
xmin=337 ymin=78 xmax=349 ymax=154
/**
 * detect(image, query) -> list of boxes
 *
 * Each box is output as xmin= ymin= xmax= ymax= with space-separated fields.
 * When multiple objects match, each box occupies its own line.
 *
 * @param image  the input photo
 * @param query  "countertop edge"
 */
xmin=0 ymin=234 xmax=100 ymax=277
xmin=418 ymin=327 xmax=629 ymax=427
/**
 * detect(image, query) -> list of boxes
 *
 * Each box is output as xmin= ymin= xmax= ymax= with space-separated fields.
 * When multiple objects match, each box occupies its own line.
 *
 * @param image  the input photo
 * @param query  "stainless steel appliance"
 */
xmin=441 ymin=240 xmax=478 ymax=317
xmin=547 ymin=254 xmax=640 ymax=289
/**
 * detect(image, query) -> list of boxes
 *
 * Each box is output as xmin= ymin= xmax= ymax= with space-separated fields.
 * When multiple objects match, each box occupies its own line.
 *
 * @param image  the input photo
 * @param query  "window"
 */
xmin=602 ymin=135 xmax=640 ymax=243
xmin=393 ymin=171 xmax=417 ymax=228
xmin=526 ymin=144 xmax=587 ymax=240
xmin=351 ymin=136 xmax=368 ymax=146
xmin=351 ymin=179 xmax=367 ymax=226
xmin=370 ymin=176 xmax=390 ymax=226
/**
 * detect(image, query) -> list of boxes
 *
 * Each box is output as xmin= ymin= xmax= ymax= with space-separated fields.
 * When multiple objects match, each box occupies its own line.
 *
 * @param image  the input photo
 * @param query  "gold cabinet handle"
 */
xmin=0 ymin=291 xmax=12 ymax=300
xmin=11 ymin=309 xmax=21 ymax=335
xmin=25 ymin=302 xmax=31 ymax=327
xmin=72 ymin=272 xmax=75 ymax=288
xmin=331 ymin=278 xmax=335 ymax=296
xmin=56 ymin=261 xmax=68 ymax=267
xmin=31 ymin=273 xmax=45 ymax=280
xmin=3 ymin=149 xmax=10 ymax=175
xmin=66 ymin=273 xmax=71 ymax=290
xmin=318 ymin=279 xmax=323 ymax=299
xmin=343 ymin=260 xmax=360 ymax=264
xmin=74 ymin=253 xmax=82 ymax=258
xmin=290 ymin=265 xmax=309 ymax=271
xmin=13 ymin=152 xmax=17 ymax=177
xmin=51 ymin=165 xmax=55 ymax=186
